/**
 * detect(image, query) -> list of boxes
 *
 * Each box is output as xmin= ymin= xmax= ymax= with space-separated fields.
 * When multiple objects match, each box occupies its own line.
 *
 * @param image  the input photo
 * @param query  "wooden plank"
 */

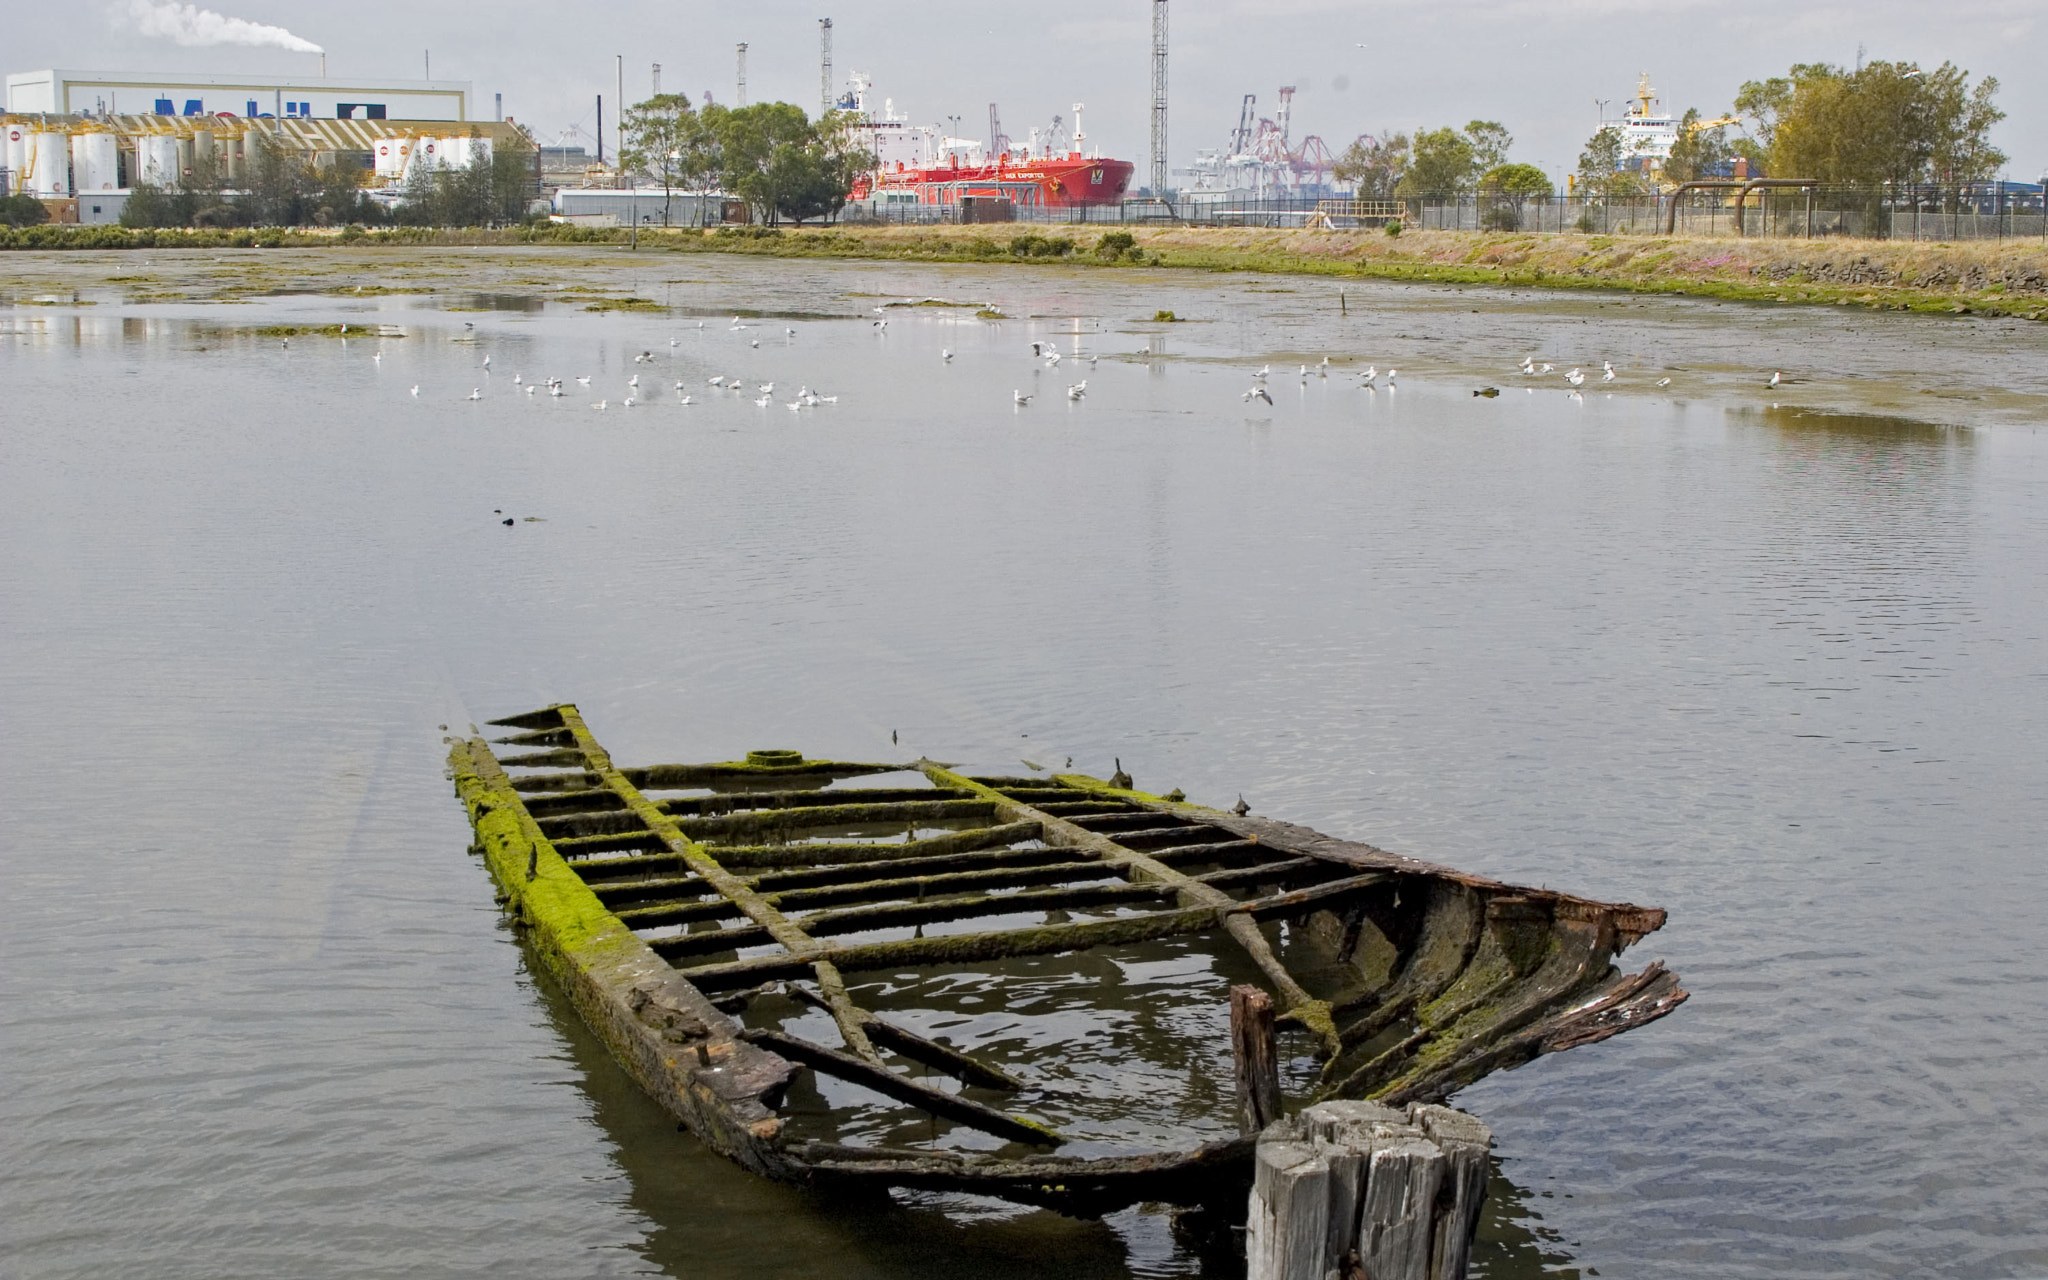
xmin=736 ymin=1028 xmax=1058 ymax=1146
xmin=675 ymin=905 xmax=1224 ymax=989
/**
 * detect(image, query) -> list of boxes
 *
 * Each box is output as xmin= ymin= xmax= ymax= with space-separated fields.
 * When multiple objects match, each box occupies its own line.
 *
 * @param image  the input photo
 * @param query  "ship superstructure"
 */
xmin=840 ymin=74 xmax=1133 ymax=210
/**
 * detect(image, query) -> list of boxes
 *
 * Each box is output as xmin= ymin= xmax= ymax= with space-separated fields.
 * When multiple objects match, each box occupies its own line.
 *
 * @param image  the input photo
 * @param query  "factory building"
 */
xmin=7 ymin=69 xmax=470 ymax=123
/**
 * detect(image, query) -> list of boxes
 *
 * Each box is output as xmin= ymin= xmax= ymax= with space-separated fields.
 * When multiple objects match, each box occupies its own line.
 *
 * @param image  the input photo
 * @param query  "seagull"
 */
xmin=873 ymin=319 xmax=888 ymax=331
xmin=755 ymin=394 xmax=772 ymax=406
xmin=675 ymin=381 xmax=686 ymax=391
xmin=1538 ymin=362 xmax=1554 ymax=374
xmin=1030 ymin=341 xmax=1049 ymax=357
xmin=526 ymin=386 xmax=536 ymax=396
xmin=1520 ymin=356 xmax=1536 ymax=375
xmin=550 ymin=384 xmax=565 ymax=397
xmin=750 ymin=339 xmax=759 ymax=348
xmin=942 ymin=348 xmax=954 ymax=362
xmin=1014 ymin=390 xmax=1032 ymax=406
xmin=592 ymin=399 xmax=608 ymax=410
xmin=467 ymin=389 xmax=482 ymax=400
xmin=785 ymin=327 xmax=797 ymax=338
xmin=1319 ymin=356 xmax=1331 ymax=378
xmin=1045 ymin=349 xmax=1061 ymax=367
xmin=1768 ymin=370 xmax=1782 ymax=387
xmin=372 ymin=351 xmax=382 ymax=365
xmin=623 ymin=396 xmax=636 ymax=407
xmin=628 ymin=374 xmax=639 ymax=388
xmin=709 ymin=376 xmax=726 ymax=387
xmin=1299 ymin=364 xmax=1310 ymax=380
xmin=1386 ymin=368 xmax=1398 ymax=386
xmin=669 ymin=337 xmax=681 ymax=347
xmin=1655 ymin=377 xmax=1672 ymax=388
xmin=410 ymin=385 xmax=420 ymax=397
xmin=1601 ymin=362 xmax=1616 ymax=383
xmin=482 ymin=355 xmax=491 ymax=370
xmin=1254 ymin=364 xmax=1270 ymax=380
xmin=1067 ymin=383 xmax=1086 ymax=400
xmin=786 ymin=401 xmax=803 ymax=412
xmin=1566 ymin=368 xmax=1585 ymax=387
xmin=339 ymin=323 xmax=347 ymax=335
xmin=730 ymin=315 xmax=748 ymax=328
xmin=757 ymin=383 xmax=774 ymax=395
xmin=678 ymin=395 xmax=693 ymax=405
xmin=511 ymin=372 xmax=520 ymax=384
xmin=577 ymin=376 xmax=592 ymax=386
xmin=1244 ymin=386 xmax=1274 ymax=404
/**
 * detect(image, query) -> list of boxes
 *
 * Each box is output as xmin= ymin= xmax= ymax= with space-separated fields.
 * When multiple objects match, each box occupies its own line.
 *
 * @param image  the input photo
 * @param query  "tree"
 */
xmin=1465 ymin=121 xmax=1512 ymax=173
xmin=235 ymin=132 xmax=319 ymax=226
xmin=1745 ymin=60 xmax=2005 ymax=187
xmin=1478 ymin=162 xmax=1550 ymax=230
xmin=1397 ymin=127 xmax=1477 ymax=196
xmin=1333 ymin=132 xmax=1409 ymax=198
xmin=621 ymin=92 xmax=697 ymax=215
xmin=1663 ymin=108 xmax=1733 ymax=183
xmin=1575 ymin=126 xmax=1647 ymax=197
xmin=711 ymin=102 xmax=869 ymax=225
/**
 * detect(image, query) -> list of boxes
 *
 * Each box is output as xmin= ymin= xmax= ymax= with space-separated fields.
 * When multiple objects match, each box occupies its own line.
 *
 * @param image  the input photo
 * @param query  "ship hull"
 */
xmin=864 ymin=155 xmax=1135 ymax=209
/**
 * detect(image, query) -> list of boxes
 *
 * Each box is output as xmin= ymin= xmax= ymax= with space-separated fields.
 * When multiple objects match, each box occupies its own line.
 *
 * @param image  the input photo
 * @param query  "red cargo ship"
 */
xmin=842 ymin=76 xmax=1136 ymax=209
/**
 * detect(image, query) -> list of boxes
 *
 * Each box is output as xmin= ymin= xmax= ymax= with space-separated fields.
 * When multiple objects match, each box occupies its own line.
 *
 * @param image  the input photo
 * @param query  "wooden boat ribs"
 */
xmin=450 ymin=704 xmax=1686 ymax=1215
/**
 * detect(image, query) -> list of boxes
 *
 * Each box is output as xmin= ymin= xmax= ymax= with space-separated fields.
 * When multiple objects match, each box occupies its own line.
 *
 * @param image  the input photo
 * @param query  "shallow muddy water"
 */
xmin=4 ymin=250 xmax=2046 ymax=1278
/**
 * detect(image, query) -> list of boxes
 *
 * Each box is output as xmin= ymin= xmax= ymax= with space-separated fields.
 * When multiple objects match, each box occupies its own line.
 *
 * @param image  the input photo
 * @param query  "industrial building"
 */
xmin=6 ymin=69 xmax=470 ymax=123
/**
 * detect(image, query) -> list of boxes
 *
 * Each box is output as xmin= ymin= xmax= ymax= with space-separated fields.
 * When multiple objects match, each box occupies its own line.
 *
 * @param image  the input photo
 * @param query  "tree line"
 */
xmin=118 ymin=131 xmax=538 ymax=229
xmin=618 ymin=98 xmax=872 ymax=225
xmin=1329 ymin=59 xmax=2005 ymax=201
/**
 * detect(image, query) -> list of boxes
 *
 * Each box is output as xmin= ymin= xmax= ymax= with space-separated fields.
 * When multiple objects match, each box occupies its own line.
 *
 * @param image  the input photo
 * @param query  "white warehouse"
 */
xmin=7 ymin=69 xmax=471 ymax=123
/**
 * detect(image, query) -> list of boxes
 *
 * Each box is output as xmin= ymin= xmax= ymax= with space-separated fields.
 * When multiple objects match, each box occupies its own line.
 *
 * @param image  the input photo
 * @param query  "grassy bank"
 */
xmin=5 ymin=220 xmax=2045 ymax=320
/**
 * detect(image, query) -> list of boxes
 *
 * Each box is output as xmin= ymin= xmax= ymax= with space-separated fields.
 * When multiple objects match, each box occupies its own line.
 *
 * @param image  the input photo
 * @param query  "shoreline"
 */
xmin=5 ymin=221 xmax=2046 ymax=321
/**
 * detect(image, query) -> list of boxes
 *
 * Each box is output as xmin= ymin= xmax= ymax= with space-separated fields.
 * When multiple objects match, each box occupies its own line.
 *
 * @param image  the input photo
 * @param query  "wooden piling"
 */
xmin=1231 ymin=984 xmax=1282 ymax=1135
xmin=1245 ymin=1101 xmax=1492 ymax=1280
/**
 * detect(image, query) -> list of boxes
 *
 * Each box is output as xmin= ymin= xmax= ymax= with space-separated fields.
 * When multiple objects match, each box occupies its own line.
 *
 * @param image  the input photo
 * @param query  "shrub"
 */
xmin=1008 ymin=232 xmax=1074 ymax=257
xmin=1096 ymin=230 xmax=1136 ymax=258
xmin=1384 ymin=220 xmax=1403 ymax=237
xmin=0 ymin=193 xmax=50 ymax=227
xmin=1153 ymin=309 xmax=1178 ymax=322
xmin=1480 ymin=205 xmax=1521 ymax=232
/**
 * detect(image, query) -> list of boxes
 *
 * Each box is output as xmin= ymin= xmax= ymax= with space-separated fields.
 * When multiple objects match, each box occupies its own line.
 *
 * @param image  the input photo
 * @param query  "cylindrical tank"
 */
xmin=4 ymin=125 xmax=26 ymax=194
xmin=27 ymin=132 xmax=70 ymax=196
xmin=139 ymin=135 xmax=182 ymax=186
xmin=440 ymin=136 xmax=471 ymax=170
xmin=71 ymin=131 xmax=119 ymax=192
xmin=373 ymin=138 xmax=412 ymax=178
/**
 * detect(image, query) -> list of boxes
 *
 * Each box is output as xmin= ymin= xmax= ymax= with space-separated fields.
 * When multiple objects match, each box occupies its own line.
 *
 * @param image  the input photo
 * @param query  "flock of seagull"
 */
xmin=392 ymin=310 xmax=1793 ymax=414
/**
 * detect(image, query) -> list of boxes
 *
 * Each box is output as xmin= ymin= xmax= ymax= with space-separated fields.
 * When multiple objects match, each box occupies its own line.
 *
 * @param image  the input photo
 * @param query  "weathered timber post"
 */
xmin=1245 ymin=1100 xmax=1493 ymax=1280
xmin=1231 ymin=984 xmax=1282 ymax=1135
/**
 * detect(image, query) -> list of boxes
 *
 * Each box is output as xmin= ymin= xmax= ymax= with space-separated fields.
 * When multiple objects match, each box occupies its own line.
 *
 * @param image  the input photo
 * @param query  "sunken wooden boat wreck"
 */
xmin=450 ymin=704 xmax=1685 ymax=1216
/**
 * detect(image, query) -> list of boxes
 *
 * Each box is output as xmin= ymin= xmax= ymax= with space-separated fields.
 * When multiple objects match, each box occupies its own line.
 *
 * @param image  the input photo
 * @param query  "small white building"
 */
xmin=7 ymin=69 xmax=470 ymax=123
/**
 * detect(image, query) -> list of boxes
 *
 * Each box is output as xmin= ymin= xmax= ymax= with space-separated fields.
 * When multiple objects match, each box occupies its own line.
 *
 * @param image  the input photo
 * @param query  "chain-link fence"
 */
xmin=827 ymin=186 xmax=2048 ymax=240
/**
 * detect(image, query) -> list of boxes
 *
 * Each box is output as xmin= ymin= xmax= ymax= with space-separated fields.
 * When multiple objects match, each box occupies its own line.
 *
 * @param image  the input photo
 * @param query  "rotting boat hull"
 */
xmin=450 ymin=705 xmax=1685 ymax=1215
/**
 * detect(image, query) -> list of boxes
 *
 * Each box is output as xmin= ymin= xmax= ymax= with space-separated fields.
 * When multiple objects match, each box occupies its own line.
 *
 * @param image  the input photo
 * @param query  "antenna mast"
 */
xmin=819 ymin=19 xmax=833 ymax=117
xmin=737 ymin=44 xmax=748 ymax=107
xmin=1150 ymin=0 xmax=1168 ymax=197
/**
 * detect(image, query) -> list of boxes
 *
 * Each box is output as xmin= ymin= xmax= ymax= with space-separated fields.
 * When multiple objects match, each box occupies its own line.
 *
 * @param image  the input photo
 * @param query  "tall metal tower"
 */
xmin=652 ymin=63 xmax=661 ymax=97
xmin=737 ymin=44 xmax=748 ymax=107
xmin=819 ymin=19 xmax=833 ymax=118
xmin=1150 ymin=0 xmax=1168 ymax=198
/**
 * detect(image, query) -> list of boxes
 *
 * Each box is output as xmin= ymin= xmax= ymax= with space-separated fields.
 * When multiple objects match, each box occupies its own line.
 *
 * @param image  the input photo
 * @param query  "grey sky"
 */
xmin=13 ymin=0 xmax=2045 ymax=184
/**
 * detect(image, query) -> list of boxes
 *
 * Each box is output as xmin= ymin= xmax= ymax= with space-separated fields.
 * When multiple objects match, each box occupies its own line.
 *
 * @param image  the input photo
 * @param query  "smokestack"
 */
xmin=1150 ymin=0 xmax=1168 ymax=199
xmin=819 ymin=19 xmax=833 ymax=118
xmin=652 ymin=63 xmax=661 ymax=97
xmin=737 ymin=43 xmax=748 ymax=108
xmin=495 ymin=92 xmax=502 ymax=122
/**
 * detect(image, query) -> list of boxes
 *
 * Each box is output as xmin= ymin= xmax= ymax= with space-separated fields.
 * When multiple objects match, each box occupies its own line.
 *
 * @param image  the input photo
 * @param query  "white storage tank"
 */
xmin=373 ymin=137 xmax=413 ymax=178
xmin=71 ymin=132 xmax=119 ymax=192
xmin=438 ymin=136 xmax=470 ymax=170
xmin=26 ymin=131 xmax=70 ymax=196
xmin=4 ymin=125 xmax=26 ymax=194
xmin=138 ymin=135 xmax=182 ymax=186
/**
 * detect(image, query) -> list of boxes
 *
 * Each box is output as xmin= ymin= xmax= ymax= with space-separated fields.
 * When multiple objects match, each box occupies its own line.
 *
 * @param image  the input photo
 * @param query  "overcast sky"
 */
xmin=13 ymin=0 xmax=2045 ymax=185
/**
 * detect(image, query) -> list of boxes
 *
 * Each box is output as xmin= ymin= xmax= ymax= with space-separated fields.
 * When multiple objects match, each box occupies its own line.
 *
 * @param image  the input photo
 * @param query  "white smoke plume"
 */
xmin=126 ymin=0 xmax=323 ymax=53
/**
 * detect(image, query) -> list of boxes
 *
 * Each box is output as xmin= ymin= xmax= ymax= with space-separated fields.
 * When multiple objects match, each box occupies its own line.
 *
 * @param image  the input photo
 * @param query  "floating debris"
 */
xmin=449 ymin=705 xmax=1684 ymax=1215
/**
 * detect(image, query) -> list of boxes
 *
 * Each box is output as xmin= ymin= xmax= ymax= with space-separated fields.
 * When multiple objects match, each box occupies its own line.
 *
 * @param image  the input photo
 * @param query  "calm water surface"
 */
xmin=3 ymin=252 xmax=2045 ymax=1278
